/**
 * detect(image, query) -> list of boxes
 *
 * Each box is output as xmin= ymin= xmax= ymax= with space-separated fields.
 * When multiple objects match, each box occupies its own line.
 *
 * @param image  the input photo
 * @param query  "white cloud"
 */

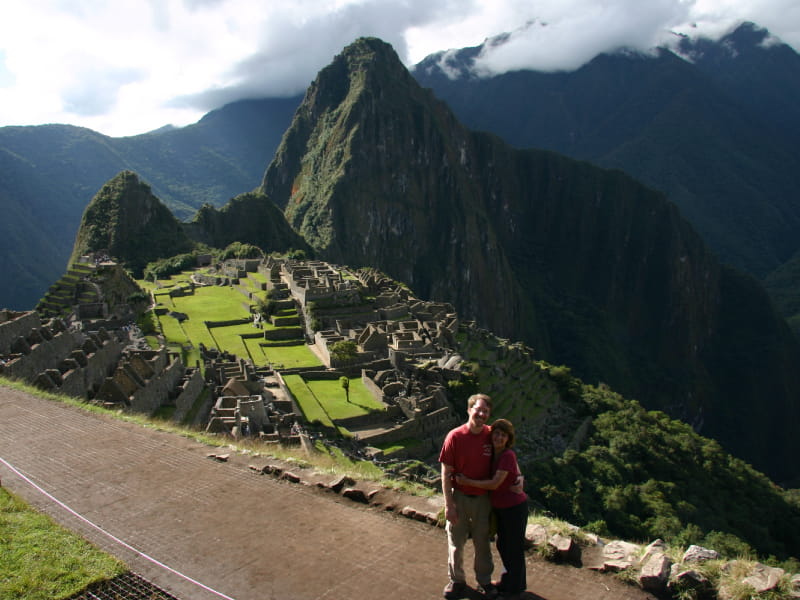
xmin=0 ymin=0 xmax=798 ymax=136
xmin=473 ymin=0 xmax=693 ymax=74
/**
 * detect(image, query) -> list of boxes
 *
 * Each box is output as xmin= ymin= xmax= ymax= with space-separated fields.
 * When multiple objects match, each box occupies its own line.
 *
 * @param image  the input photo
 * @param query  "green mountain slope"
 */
xmin=70 ymin=171 xmax=195 ymax=277
xmin=412 ymin=22 xmax=800 ymax=311
xmin=260 ymin=37 xmax=800 ymax=484
xmin=0 ymin=97 xmax=299 ymax=309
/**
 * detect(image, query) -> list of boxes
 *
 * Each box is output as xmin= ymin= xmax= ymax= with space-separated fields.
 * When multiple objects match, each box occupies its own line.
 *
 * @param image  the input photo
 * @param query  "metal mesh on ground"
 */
xmin=65 ymin=572 xmax=181 ymax=600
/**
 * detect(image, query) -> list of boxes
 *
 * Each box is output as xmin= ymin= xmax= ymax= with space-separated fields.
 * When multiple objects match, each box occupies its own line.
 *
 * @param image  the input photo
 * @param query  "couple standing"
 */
xmin=439 ymin=393 xmax=529 ymax=600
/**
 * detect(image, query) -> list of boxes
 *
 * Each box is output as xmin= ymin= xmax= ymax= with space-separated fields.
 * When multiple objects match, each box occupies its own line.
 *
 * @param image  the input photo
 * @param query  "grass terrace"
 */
xmin=143 ymin=270 xmax=326 ymax=369
xmin=283 ymin=374 xmax=386 ymax=436
xmin=283 ymin=373 xmax=335 ymax=429
xmin=303 ymin=378 xmax=384 ymax=419
xmin=257 ymin=342 xmax=322 ymax=368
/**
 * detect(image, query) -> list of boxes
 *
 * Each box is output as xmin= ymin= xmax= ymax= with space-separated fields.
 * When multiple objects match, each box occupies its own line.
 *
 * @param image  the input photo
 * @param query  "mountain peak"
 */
xmin=70 ymin=171 xmax=193 ymax=276
xmin=261 ymin=36 xmax=455 ymax=257
xmin=304 ymin=36 xmax=416 ymax=113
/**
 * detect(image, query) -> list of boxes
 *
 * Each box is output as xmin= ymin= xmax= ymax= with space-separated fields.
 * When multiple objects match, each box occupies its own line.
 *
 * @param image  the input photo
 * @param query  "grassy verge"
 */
xmin=0 ymin=487 xmax=125 ymax=600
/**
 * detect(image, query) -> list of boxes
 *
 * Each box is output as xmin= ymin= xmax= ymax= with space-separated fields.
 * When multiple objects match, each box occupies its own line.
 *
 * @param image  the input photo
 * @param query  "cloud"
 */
xmin=473 ymin=0 xmax=693 ymax=74
xmin=1 ymin=0 xmax=799 ymax=136
xmin=169 ymin=0 xmax=468 ymax=112
xmin=62 ymin=64 xmax=144 ymax=117
xmin=0 ymin=51 xmax=14 ymax=88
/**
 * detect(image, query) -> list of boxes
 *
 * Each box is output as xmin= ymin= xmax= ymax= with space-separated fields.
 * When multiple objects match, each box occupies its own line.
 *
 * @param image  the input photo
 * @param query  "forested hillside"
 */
xmin=412 ymin=22 xmax=800 ymax=330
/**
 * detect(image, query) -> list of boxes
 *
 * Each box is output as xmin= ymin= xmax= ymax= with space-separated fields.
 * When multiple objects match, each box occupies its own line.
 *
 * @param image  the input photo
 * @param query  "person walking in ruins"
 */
xmin=456 ymin=418 xmax=529 ymax=600
xmin=439 ymin=393 xmax=499 ymax=600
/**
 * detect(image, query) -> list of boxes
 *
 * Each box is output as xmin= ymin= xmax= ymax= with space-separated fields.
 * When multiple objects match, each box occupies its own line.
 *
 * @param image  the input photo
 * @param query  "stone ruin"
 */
xmin=201 ymin=346 xmax=305 ymax=446
xmin=1 ymin=256 xmax=495 ymax=464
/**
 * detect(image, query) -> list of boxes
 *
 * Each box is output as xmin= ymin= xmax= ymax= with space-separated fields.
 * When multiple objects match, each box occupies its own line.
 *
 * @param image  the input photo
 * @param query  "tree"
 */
xmin=340 ymin=376 xmax=350 ymax=403
xmin=330 ymin=340 xmax=357 ymax=362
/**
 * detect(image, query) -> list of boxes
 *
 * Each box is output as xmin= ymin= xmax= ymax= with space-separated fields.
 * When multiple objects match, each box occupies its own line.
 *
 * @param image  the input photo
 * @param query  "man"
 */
xmin=439 ymin=393 xmax=498 ymax=600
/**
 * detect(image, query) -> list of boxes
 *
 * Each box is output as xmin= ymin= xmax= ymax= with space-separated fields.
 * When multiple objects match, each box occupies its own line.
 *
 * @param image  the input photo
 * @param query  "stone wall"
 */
xmin=58 ymin=337 xmax=125 ymax=398
xmin=173 ymin=369 xmax=206 ymax=424
xmin=129 ymin=355 xmax=186 ymax=415
xmin=357 ymin=406 xmax=457 ymax=450
xmin=2 ymin=328 xmax=83 ymax=381
xmin=0 ymin=311 xmax=42 ymax=355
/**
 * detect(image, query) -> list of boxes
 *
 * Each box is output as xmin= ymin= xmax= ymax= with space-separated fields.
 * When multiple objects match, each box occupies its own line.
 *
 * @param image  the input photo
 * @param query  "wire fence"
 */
xmin=65 ymin=572 xmax=181 ymax=600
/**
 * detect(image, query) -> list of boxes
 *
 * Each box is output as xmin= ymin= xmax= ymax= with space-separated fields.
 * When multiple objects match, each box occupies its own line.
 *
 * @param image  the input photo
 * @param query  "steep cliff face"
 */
xmin=263 ymin=38 xmax=525 ymax=332
xmin=70 ymin=171 xmax=194 ymax=277
xmin=260 ymin=38 xmax=800 ymax=482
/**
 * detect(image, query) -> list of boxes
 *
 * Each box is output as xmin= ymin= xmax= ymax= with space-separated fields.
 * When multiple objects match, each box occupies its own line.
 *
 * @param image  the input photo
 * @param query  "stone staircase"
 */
xmin=36 ymin=263 xmax=95 ymax=318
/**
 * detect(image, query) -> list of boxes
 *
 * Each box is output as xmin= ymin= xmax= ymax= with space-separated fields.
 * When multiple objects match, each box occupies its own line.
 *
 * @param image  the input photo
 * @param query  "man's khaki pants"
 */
xmin=446 ymin=490 xmax=494 ymax=587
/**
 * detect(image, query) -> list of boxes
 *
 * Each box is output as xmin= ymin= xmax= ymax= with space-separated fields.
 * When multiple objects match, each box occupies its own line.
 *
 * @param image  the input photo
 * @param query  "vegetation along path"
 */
xmin=0 ymin=386 xmax=657 ymax=600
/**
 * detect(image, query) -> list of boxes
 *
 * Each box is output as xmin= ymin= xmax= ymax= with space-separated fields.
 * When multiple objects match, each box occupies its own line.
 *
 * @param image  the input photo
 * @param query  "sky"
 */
xmin=0 ymin=0 xmax=798 ymax=137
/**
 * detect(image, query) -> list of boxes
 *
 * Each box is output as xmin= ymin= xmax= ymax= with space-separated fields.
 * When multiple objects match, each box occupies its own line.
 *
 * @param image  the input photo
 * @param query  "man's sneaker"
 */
xmin=443 ymin=580 xmax=467 ymax=599
xmin=480 ymin=582 xmax=500 ymax=599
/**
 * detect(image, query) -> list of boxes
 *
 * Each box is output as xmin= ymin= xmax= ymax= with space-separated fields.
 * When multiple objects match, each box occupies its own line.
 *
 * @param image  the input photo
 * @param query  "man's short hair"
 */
xmin=467 ymin=393 xmax=492 ymax=411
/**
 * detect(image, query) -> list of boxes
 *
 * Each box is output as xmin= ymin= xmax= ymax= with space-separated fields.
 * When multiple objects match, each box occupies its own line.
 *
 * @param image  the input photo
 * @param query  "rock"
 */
xmin=669 ymin=568 xmax=712 ymax=597
xmin=525 ymin=523 xmax=548 ymax=547
xmin=638 ymin=551 xmax=672 ymax=592
xmin=641 ymin=539 xmax=666 ymax=563
xmin=424 ymin=512 xmax=440 ymax=526
xmin=742 ymin=563 xmax=784 ymax=593
xmin=342 ymin=487 xmax=369 ymax=503
xmin=602 ymin=540 xmax=641 ymax=572
xmin=548 ymin=533 xmax=579 ymax=562
xmin=583 ymin=532 xmax=603 ymax=546
xmin=400 ymin=506 xmax=418 ymax=519
xmin=682 ymin=544 xmax=719 ymax=564
xmin=329 ymin=475 xmax=356 ymax=493
xmin=790 ymin=573 xmax=800 ymax=598
xmin=281 ymin=471 xmax=301 ymax=483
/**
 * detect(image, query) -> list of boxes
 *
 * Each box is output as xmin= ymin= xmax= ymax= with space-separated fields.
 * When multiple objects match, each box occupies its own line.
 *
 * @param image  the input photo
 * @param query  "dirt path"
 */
xmin=0 ymin=386 xmax=657 ymax=600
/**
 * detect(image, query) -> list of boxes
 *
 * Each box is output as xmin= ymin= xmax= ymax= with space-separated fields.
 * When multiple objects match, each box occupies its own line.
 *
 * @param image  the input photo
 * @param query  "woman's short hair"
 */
xmin=491 ymin=418 xmax=515 ymax=448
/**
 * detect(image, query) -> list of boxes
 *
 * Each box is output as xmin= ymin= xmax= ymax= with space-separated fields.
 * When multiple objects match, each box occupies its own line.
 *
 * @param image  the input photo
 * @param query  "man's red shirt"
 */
xmin=439 ymin=423 xmax=493 ymax=496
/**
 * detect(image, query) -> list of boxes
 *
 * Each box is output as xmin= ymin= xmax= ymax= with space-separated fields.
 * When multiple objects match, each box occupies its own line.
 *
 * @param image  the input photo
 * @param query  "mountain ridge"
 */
xmin=256 ymin=36 xmax=800 ymax=483
xmin=4 ymin=29 xmax=800 ymax=484
xmin=412 ymin=22 xmax=800 ymax=298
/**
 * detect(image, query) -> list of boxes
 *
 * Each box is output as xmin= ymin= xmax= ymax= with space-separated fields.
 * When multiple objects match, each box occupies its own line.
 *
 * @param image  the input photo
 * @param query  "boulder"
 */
xmin=525 ymin=523 xmax=548 ymax=547
xmin=329 ymin=475 xmax=356 ymax=493
xmin=668 ymin=567 xmax=712 ymax=597
xmin=342 ymin=487 xmax=369 ymax=503
xmin=790 ymin=573 xmax=800 ymax=598
xmin=638 ymin=551 xmax=672 ymax=592
xmin=682 ymin=544 xmax=719 ymax=564
xmin=602 ymin=540 xmax=641 ymax=572
xmin=281 ymin=471 xmax=301 ymax=483
xmin=548 ymin=533 xmax=579 ymax=562
xmin=742 ymin=563 xmax=784 ymax=594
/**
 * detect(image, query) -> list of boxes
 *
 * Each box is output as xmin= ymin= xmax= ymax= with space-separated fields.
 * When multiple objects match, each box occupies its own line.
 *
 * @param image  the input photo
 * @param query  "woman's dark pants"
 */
xmin=495 ymin=500 xmax=528 ymax=593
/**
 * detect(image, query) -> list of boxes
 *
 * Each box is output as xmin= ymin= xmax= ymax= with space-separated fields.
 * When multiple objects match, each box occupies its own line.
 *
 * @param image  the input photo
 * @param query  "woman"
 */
xmin=456 ymin=418 xmax=528 ymax=599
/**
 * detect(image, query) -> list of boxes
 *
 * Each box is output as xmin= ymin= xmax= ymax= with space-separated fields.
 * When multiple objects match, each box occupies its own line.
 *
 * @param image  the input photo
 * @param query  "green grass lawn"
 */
xmin=209 ymin=323 xmax=259 ymax=360
xmin=0 ymin=487 xmax=125 ymax=600
xmin=304 ymin=378 xmax=384 ymax=419
xmin=152 ymin=285 xmax=251 ymax=349
xmin=158 ymin=313 xmax=190 ymax=345
xmin=283 ymin=374 xmax=334 ymax=428
xmin=260 ymin=343 xmax=322 ymax=368
xmin=374 ymin=437 xmax=423 ymax=455
xmin=140 ymin=272 xmax=326 ymax=371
